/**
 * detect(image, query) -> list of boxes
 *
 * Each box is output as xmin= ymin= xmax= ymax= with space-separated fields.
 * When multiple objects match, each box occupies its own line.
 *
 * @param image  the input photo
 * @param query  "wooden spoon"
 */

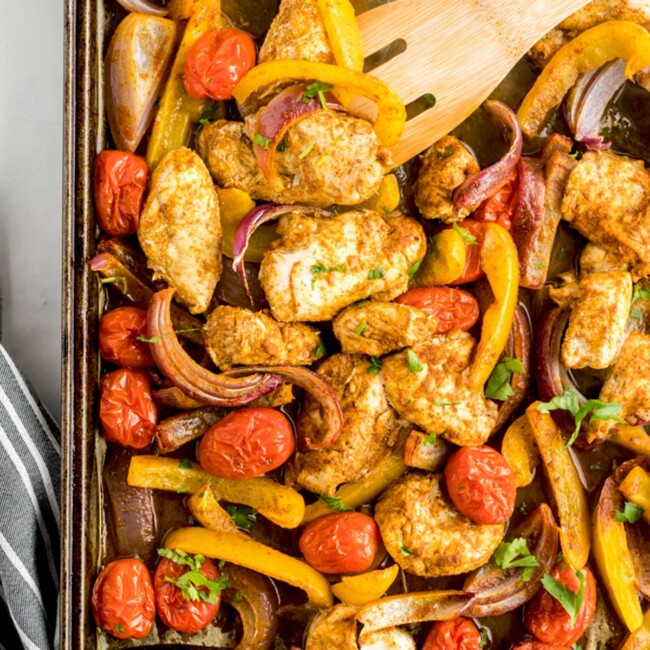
xmin=357 ymin=0 xmax=591 ymax=165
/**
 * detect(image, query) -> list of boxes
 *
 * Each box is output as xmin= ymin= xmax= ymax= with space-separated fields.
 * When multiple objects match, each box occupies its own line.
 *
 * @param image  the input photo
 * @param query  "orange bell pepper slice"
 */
xmin=518 ymin=21 xmax=650 ymax=138
xmin=620 ymin=606 xmax=650 ymax=649
xmin=332 ymin=565 xmax=399 ymax=606
xmin=501 ymin=414 xmax=538 ymax=488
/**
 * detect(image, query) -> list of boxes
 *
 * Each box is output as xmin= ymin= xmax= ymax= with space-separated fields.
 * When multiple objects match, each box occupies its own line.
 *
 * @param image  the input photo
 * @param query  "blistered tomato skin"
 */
xmin=513 ymin=643 xmax=572 ymax=650
xmin=99 ymin=307 xmax=155 ymax=368
xmin=154 ymin=557 xmax=221 ymax=634
xmin=525 ymin=563 xmax=596 ymax=645
xmin=94 ymin=150 xmax=148 ymax=236
xmin=198 ymin=407 xmax=295 ymax=479
xmin=444 ymin=446 xmax=516 ymax=525
xmin=92 ymin=558 xmax=155 ymax=639
xmin=299 ymin=512 xmax=381 ymax=575
xmin=184 ymin=28 xmax=256 ymax=101
xmin=395 ymin=287 xmax=479 ymax=333
xmin=99 ymin=368 xmax=157 ymax=449
xmin=422 ymin=618 xmax=482 ymax=650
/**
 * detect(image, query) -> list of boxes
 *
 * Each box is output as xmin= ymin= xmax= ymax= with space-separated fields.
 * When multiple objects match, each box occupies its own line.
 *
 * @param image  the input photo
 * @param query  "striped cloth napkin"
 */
xmin=0 ymin=337 xmax=60 ymax=650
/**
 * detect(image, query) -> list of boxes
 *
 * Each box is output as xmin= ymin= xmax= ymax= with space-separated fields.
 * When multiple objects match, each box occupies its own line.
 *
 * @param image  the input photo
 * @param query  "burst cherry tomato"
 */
xmin=100 ymin=368 xmax=157 ymax=449
xmin=99 ymin=307 xmax=154 ymax=368
xmin=299 ymin=512 xmax=381 ymax=574
xmin=184 ymin=28 xmax=256 ymax=101
xmin=473 ymin=170 xmax=518 ymax=229
xmin=394 ymin=287 xmax=479 ymax=333
xmin=198 ymin=407 xmax=295 ymax=479
xmin=94 ymin=150 xmax=148 ymax=236
xmin=525 ymin=562 xmax=596 ymax=645
xmin=154 ymin=556 xmax=221 ymax=633
xmin=444 ymin=446 xmax=516 ymax=525
xmin=513 ymin=643 xmax=572 ymax=650
xmin=92 ymin=558 xmax=155 ymax=639
xmin=422 ymin=618 xmax=482 ymax=650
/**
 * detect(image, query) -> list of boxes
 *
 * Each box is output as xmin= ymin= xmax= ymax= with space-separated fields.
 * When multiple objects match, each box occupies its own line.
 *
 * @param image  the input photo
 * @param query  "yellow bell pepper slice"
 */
xmin=332 ymin=565 xmax=399 ymax=606
xmin=302 ymin=444 xmax=406 ymax=524
xmin=168 ymin=0 xmax=199 ymax=21
xmin=146 ymin=0 xmax=226 ymax=168
xmin=317 ymin=0 xmax=364 ymax=72
xmin=164 ymin=526 xmax=333 ymax=607
xmin=518 ymin=21 xmax=650 ymax=138
xmin=233 ymin=60 xmax=406 ymax=147
xmin=526 ymin=404 xmax=591 ymax=569
xmin=619 ymin=466 xmax=650 ymax=524
xmin=127 ymin=456 xmax=305 ymax=529
xmin=593 ymin=477 xmax=644 ymax=632
xmin=468 ymin=224 xmax=519 ymax=391
xmin=620 ymin=606 xmax=650 ymax=649
xmin=187 ymin=483 xmax=239 ymax=533
xmin=415 ymin=228 xmax=466 ymax=287
xmin=357 ymin=174 xmax=400 ymax=214
xmin=501 ymin=414 xmax=538 ymax=488
xmin=610 ymin=425 xmax=650 ymax=458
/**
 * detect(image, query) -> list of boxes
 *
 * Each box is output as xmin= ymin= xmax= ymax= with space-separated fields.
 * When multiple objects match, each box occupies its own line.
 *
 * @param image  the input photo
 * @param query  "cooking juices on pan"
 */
xmin=86 ymin=0 xmax=650 ymax=647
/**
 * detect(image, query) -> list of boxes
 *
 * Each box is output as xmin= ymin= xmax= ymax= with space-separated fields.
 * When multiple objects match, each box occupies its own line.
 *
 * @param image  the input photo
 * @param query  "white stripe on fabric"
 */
xmin=0 ymin=385 xmax=60 ymax=526
xmin=53 ymin=596 xmax=60 ymax=650
xmin=0 ymin=346 xmax=60 ymax=455
xmin=0 ymin=423 xmax=59 ymax=589
xmin=0 ymin=532 xmax=46 ymax=615
xmin=0 ymin=640 xmax=7 ymax=650
xmin=4 ymin=607 xmax=41 ymax=650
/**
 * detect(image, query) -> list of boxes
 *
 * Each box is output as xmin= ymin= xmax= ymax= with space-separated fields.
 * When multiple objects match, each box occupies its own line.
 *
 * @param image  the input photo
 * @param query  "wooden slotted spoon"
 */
xmin=357 ymin=0 xmax=591 ymax=165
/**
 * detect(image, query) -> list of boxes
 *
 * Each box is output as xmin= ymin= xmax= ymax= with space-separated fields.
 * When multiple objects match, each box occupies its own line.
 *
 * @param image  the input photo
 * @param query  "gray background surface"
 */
xmin=0 ymin=1 xmax=63 ymax=421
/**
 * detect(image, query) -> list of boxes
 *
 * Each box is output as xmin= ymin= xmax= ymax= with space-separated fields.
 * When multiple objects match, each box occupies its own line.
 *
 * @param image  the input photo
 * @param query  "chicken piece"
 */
xmin=204 ymin=306 xmax=323 ymax=370
xmin=138 ymin=147 xmax=221 ymax=314
xmin=375 ymin=472 xmax=505 ymax=577
xmin=259 ymin=210 xmax=426 ymax=322
xmin=287 ymin=354 xmax=404 ymax=495
xmin=530 ymin=1 xmax=650 ymax=69
xmin=259 ymin=0 xmax=334 ymax=64
xmin=197 ymin=111 xmax=391 ymax=206
xmin=562 ymin=151 xmax=650 ymax=265
xmin=548 ymin=272 xmax=579 ymax=309
xmin=359 ymin=629 xmax=416 ymax=650
xmin=333 ymin=302 xmax=438 ymax=357
xmin=413 ymin=136 xmax=479 ymax=221
xmin=589 ymin=332 xmax=650 ymax=440
xmin=580 ymin=243 xmax=631 ymax=277
xmin=306 ymin=605 xmax=358 ymax=650
xmin=381 ymin=331 xmax=499 ymax=446
xmin=561 ymin=271 xmax=632 ymax=369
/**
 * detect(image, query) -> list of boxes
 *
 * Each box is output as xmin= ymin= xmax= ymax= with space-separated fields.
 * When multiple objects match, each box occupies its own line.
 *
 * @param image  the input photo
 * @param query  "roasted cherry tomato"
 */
xmin=184 ymin=28 xmax=256 ymax=101
xmin=513 ymin=643 xmax=572 ymax=650
xmin=99 ymin=307 xmax=154 ymax=368
xmin=444 ymin=446 xmax=516 ymax=525
xmin=473 ymin=169 xmax=518 ymax=229
xmin=422 ymin=618 xmax=482 ymax=650
xmin=100 ymin=368 xmax=157 ymax=449
xmin=525 ymin=562 xmax=596 ymax=645
xmin=94 ymin=150 xmax=148 ymax=236
xmin=92 ymin=558 xmax=155 ymax=639
xmin=198 ymin=407 xmax=295 ymax=479
xmin=154 ymin=556 xmax=221 ymax=634
xmin=299 ymin=512 xmax=381 ymax=575
xmin=395 ymin=287 xmax=479 ymax=333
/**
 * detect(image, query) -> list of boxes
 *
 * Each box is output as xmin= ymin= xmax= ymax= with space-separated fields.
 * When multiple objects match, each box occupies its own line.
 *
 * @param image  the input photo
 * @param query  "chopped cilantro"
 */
xmin=615 ymin=501 xmax=644 ymax=524
xmin=319 ymin=494 xmax=352 ymax=512
xmin=484 ymin=357 xmax=523 ymax=401
xmin=631 ymin=308 xmax=643 ymax=319
xmin=164 ymin=566 xmax=229 ymax=604
xmin=537 ymin=388 xmax=626 ymax=447
xmin=433 ymin=400 xmax=461 ymax=406
xmin=440 ymin=147 xmax=454 ymax=158
xmin=407 ymin=259 xmax=422 ymax=279
xmin=356 ymin=300 xmax=369 ymax=309
xmin=453 ymin=222 xmax=477 ymax=245
xmin=422 ymin=433 xmax=437 ymax=446
xmin=479 ymin=627 xmax=490 ymax=648
xmin=633 ymin=285 xmax=650 ymax=302
xmin=253 ymin=133 xmax=271 ymax=149
xmin=400 ymin=546 xmax=415 ymax=556
xmin=276 ymin=137 xmax=288 ymax=153
xmin=233 ymin=589 xmax=245 ymax=603
xmin=368 ymin=267 xmax=386 ymax=280
xmin=298 ymin=143 xmax=314 ymax=159
xmin=355 ymin=321 xmax=368 ymax=336
xmin=114 ymin=624 xmax=124 ymax=634
xmin=176 ymin=487 xmax=190 ymax=494
xmin=136 ymin=334 xmax=161 ymax=344
xmin=541 ymin=570 xmax=586 ymax=625
xmin=314 ymin=153 xmax=329 ymax=167
xmin=197 ymin=103 xmax=220 ymax=127
xmin=367 ymin=356 xmax=382 ymax=374
xmin=179 ymin=459 xmax=192 ymax=470
xmin=226 ymin=505 xmax=257 ymax=531
xmin=493 ymin=537 xmax=540 ymax=583
xmin=383 ymin=206 xmax=392 ymax=214
xmin=99 ymin=276 xmax=127 ymax=292
xmin=303 ymin=81 xmax=334 ymax=110
xmin=315 ymin=342 xmax=326 ymax=358
xmin=535 ymin=261 xmax=546 ymax=270
xmin=311 ymin=263 xmax=345 ymax=288
xmin=406 ymin=348 xmax=424 ymax=373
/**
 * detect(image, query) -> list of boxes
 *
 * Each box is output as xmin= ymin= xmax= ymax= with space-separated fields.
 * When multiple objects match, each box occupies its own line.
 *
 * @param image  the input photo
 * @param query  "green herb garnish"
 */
xmin=406 ymin=348 xmax=424 ymax=373
xmin=298 ymin=143 xmax=314 ymax=159
xmin=453 ymin=222 xmax=478 ymax=245
xmin=541 ymin=570 xmax=586 ymax=625
xmin=367 ymin=356 xmax=382 ymax=374
xmin=319 ymin=494 xmax=352 ymax=512
xmin=493 ymin=537 xmax=540 ymax=583
xmin=179 ymin=459 xmax=192 ymax=470
xmin=407 ymin=259 xmax=423 ymax=279
xmin=311 ymin=263 xmax=345 ymax=288
xmin=422 ymin=434 xmax=437 ymax=446
xmin=315 ymin=342 xmax=326 ymax=358
xmin=400 ymin=546 xmax=415 ymax=556
xmin=633 ymin=285 xmax=650 ymax=302
xmin=355 ymin=321 xmax=368 ymax=336
xmin=114 ymin=624 xmax=124 ymax=634
xmin=368 ymin=267 xmax=386 ymax=280
xmin=253 ymin=133 xmax=271 ymax=149
xmin=303 ymin=81 xmax=334 ymax=110
xmin=485 ymin=357 xmax=523 ymax=401
xmin=197 ymin=103 xmax=220 ymax=127
xmin=433 ymin=400 xmax=461 ymax=406
xmin=226 ymin=505 xmax=257 ymax=531
xmin=615 ymin=501 xmax=644 ymax=524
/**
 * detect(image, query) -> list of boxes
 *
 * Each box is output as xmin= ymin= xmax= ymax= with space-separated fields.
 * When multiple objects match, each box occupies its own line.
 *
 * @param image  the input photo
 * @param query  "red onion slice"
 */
xmin=232 ymin=203 xmax=320 ymax=304
xmin=250 ymin=85 xmax=342 ymax=188
xmin=116 ymin=0 xmax=168 ymax=16
xmin=453 ymin=100 xmax=523 ymax=214
xmin=147 ymin=289 xmax=283 ymax=406
xmin=222 ymin=366 xmax=343 ymax=450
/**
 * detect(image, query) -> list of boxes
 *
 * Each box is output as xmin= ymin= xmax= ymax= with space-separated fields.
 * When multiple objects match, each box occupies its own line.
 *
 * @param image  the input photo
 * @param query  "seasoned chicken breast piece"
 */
xmin=562 ymin=151 xmax=650 ymax=265
xmin=259 ymin=0 xmax=334 ymax=64
xmin=138 ymin=147 xmax=221 ymax=314
xmin=333 ymin=302 xmax=438 ymax=356
xmin=381 ymin=331 xmax=499 ymax=446
xmin=287 ymin=354 xmax=404 ymax=495
xmin=259 ymin=210 xmax=426 ymax=322
xmin=580 ymin=243 xmax=631 ymax=277
xmin=413 ymin=135 xmax=479 ymax=221
xmin=305 ymin=605 xmax=358 ymax=650
xmin=197 ymin=110 xmax=391 ymax=206
xmin=562 ymin=271 xmax=633 ymax=370
xmin=204 ymin=306 xmax=323 ymax=370
xmin=375 ymin=472 xmax=505 ymax=577
xmin=589 ymin=332 xmax=650 ymax=441
xmin=359 ymin=629 xmax=416 ymax=650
